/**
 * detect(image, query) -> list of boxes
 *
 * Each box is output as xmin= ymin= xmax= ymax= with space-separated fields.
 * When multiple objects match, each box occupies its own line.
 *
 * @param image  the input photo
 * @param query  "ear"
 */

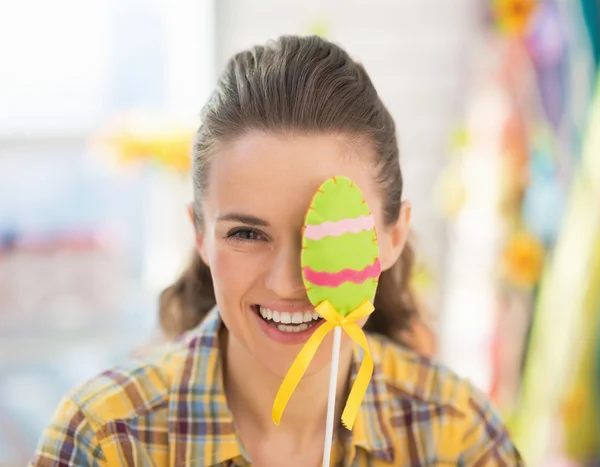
xmin=379 ymin=201 xmax=411 ymax=271
xmin=187 ymin=203 xmax=210 ymax=267
xmin=186 ymin=203 xmax=195 ymax=226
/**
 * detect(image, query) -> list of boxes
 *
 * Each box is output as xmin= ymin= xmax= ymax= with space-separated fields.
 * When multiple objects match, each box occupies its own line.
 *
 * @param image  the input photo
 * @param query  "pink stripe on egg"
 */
xmin=303 ymin=215 xmax=375 ymax=241
xmin=303 ymin=258 xmax=381 ymax=288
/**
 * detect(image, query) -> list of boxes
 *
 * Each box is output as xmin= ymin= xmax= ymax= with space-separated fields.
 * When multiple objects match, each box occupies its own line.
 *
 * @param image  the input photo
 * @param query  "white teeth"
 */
xmin=258 ymin=307 xmax=322 ymax=325
xmin=276 ymin=324 xmax=304 ymax=333
xmin=275 ymin=322 xmax=313 ymax=333
xmin=280 ymin=312 xmax=292 ymax=324
xmin=291 ymin=312 xmax=303 ymax=324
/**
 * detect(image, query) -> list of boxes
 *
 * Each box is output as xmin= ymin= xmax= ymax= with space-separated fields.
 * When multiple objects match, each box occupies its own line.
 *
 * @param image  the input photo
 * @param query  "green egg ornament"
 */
xmin=301 ymin=176 xmax=381 ymax=314
xmin=272 ymin=175 xmax=381 ymax=430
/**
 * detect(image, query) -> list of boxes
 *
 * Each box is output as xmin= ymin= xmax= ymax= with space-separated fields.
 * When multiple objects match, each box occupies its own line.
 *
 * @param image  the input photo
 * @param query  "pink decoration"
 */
xmin=303 ymin=258 xmax=381 ymax=287
xmin=303 ymin=215 xmax=375 ymax=241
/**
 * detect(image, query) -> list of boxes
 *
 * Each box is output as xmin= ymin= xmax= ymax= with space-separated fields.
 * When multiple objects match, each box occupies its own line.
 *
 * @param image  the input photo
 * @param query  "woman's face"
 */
xmin=196 ymin=131 xmax=409 ymax=377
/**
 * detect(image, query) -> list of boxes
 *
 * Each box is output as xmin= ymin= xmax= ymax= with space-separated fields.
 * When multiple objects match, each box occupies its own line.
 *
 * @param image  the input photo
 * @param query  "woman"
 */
xmin=31 ymin=35 xmax=523 ymax=466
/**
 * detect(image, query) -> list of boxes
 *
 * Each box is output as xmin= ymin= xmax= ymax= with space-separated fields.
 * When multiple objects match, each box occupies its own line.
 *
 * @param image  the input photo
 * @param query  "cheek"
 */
xmin=208 ymin=248 xmax=265 ymax=342
xmin=208 ymin=249 xmax=238 ymax=288
xmin=208 ymin=245 xmax=269 ymax=298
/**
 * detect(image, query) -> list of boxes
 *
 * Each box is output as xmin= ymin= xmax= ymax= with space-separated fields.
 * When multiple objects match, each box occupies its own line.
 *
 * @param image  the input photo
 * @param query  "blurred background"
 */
xmin=1 ymin=0 xmax=599 ymax=465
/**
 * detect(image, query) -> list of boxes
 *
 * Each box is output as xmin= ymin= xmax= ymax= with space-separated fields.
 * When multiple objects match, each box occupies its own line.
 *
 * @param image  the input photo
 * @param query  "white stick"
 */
xmin=322 ymin=325 xmax=342 ymax=467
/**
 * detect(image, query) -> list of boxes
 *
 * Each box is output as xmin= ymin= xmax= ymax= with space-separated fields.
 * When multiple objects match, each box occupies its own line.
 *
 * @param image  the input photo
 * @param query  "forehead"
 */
xmin=205 ymin=132 xmax=380 ymax=223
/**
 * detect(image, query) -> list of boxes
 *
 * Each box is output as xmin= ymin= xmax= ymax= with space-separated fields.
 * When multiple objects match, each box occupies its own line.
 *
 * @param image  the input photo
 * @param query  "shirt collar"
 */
xmin=169 ymin=308 xmax=395 ymax=465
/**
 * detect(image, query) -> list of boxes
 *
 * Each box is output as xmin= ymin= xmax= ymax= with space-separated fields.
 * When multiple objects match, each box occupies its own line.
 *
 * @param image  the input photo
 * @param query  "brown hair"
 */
xmin=160 ymin=35 xmax=420 ymax=346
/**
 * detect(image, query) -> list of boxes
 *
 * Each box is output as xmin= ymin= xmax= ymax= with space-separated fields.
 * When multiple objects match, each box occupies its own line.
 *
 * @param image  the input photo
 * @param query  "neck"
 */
xmin=221 ymin=328 xmax=353 ymax=443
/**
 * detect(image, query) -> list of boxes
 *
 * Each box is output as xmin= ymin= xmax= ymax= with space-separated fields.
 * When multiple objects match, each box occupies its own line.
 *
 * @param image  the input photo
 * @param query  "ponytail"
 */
xmin=365 ymin=239 xmax=420 ymax=341
xmin=159 ymin=250 xmax=215 ymax=339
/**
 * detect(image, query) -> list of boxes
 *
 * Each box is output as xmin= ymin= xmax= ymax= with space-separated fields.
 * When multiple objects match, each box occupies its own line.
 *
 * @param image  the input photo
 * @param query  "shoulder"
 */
xmin=67 ymin=309 xmax=223 ymax=427
xmin=31 ymin=314 xmax=223 ymax=466
xmin=367 ymin=333 xmax=523 ymax=463
xmin=30 ymin=343 xmax=189 ymax=466
xmin=368 ymin=332 xmax=474 ymax=412
xmin=65 ymin=335 xmax=195 ymax=430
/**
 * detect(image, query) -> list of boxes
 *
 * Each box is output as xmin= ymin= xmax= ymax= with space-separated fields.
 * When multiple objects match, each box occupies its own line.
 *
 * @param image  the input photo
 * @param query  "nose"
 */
xmin=264 ymin=241 xmax=307 ymax=299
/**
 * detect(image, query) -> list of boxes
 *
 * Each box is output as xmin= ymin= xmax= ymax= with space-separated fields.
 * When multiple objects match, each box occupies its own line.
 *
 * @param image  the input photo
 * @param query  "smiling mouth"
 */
xmin=251 ymin=305 xmax=323 ymax=333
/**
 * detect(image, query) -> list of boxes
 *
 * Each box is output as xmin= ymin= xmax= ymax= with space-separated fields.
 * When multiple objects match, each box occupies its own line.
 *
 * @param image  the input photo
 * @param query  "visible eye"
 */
xmin=226 ymin=227 xmax=267 ymax=244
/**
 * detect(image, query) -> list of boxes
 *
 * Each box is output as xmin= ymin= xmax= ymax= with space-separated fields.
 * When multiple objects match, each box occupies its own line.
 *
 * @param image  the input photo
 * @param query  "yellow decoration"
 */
xmin=435 ymin=166 xmax=467 ymax=219
xmin=101 ymin=115 xmax=195 ymax=173
xmin=501 ymin=231 xmax=545 ymax=287
xmin=110 ymin=130 xmax=193 ymax=173
xmin=561 ymin=234 xmax=600 ymax=457
xmin=493 ymin=0 xmax=538 ymax=35
xmin=450 ymin=127 xmax=470 ymax=152
xmin=411 ymin=260 xmax=435 ymax=294
xmin=306 ymin=18 xmax=330 ymax=38
xmin=272 ymin=300 xmax=374 ymax=430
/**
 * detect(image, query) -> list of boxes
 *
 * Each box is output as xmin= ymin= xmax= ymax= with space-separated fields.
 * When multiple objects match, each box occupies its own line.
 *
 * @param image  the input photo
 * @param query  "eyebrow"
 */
xmin=216 ymin=212 xmax=270 ymax=227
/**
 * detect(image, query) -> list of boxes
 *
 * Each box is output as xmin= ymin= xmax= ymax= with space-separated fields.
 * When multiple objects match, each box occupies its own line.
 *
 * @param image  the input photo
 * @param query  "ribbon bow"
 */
xmin=271 ymin=299 xmax=374 ymax=430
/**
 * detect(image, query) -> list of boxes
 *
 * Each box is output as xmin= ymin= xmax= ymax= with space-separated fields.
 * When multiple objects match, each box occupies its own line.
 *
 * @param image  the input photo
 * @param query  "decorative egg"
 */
xmin=301 ymin=176 xmax=381 ymax=316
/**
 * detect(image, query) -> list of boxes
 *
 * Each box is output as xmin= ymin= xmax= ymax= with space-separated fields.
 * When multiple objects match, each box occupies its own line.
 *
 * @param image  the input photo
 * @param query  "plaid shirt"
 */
xmin=31 ymin=309 xmax=523 ymax=466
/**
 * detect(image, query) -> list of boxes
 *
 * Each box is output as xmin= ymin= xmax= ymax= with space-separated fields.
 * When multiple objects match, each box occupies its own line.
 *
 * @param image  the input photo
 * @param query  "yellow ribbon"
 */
xmin=271 ymin=300 xmax=374 ymax=430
